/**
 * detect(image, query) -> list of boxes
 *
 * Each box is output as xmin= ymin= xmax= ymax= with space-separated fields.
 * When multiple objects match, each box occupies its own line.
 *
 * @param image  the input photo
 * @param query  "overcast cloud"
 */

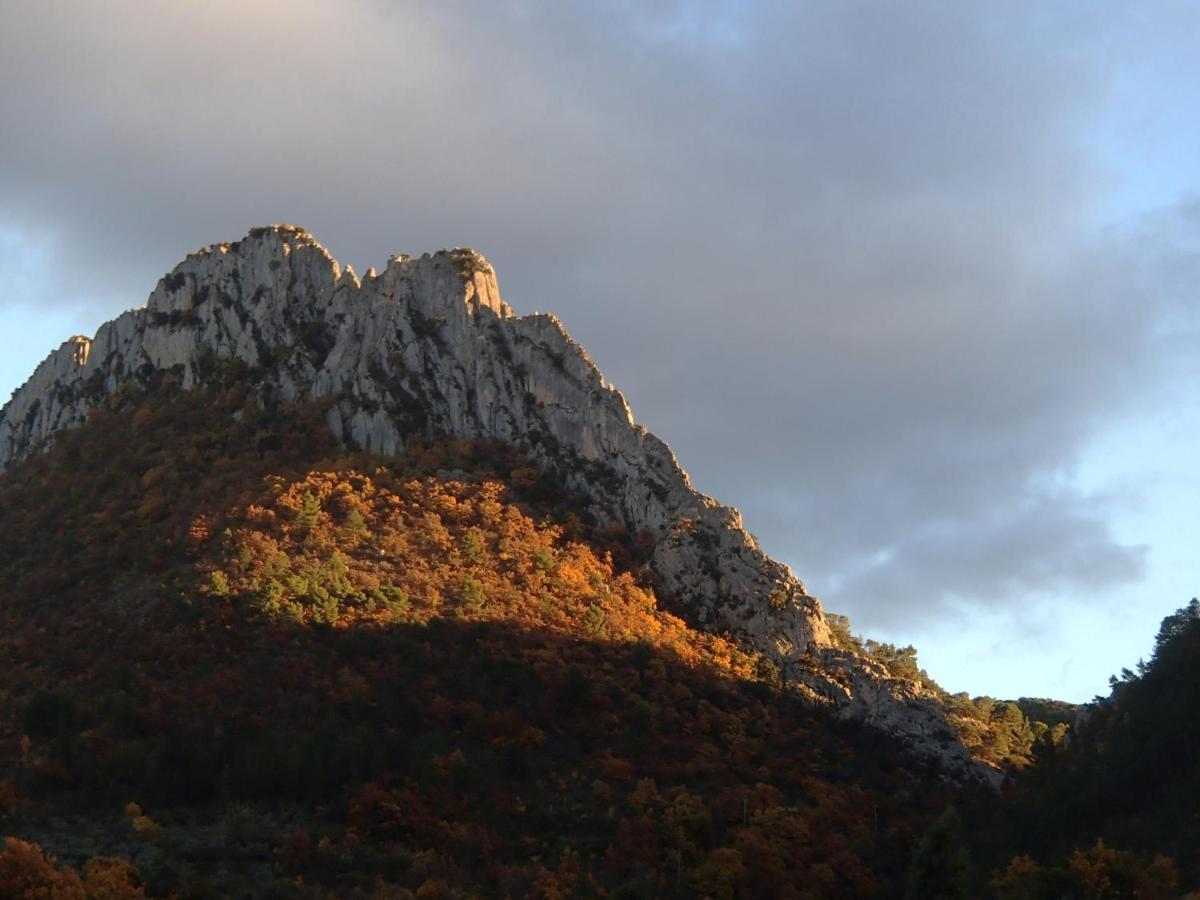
xmin=2 ymin=1 xmax=1198 ymax=652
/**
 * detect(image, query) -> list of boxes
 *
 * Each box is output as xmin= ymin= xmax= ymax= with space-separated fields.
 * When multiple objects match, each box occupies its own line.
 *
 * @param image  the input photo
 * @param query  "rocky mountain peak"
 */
xmin=0 ymin=225 xmax=993 ymax=783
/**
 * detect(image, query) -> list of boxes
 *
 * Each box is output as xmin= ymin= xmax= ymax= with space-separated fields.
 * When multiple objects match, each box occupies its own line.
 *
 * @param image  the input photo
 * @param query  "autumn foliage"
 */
xmin=0 ymin=382 xmax=954 ymax=895
xmin=0 ymin=378 xmax=1188 ymax=896
xmin=0 ymin=837 xmax=144 ymax=899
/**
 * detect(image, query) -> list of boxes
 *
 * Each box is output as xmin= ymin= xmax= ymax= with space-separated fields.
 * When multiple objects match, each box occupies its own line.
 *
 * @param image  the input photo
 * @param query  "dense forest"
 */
xmin=972 ymin=598 xmax=1200 ymax=896
xmin=0 ymin=378 xmax=1194 ymax=897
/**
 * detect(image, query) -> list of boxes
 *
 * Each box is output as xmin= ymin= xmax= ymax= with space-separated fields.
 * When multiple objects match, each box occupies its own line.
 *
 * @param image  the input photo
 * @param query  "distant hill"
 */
xmin=0 ymin=225 xmax=995 ymax=780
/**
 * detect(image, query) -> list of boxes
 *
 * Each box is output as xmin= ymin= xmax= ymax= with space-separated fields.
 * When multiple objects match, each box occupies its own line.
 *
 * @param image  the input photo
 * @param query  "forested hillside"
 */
xmin=0 ymin=379 xmax=964 ymax=897
xmin=0 ymin=375 xmax=1193 ymax=897
xmin=975 ymin=599 xmax=1200 ymax=897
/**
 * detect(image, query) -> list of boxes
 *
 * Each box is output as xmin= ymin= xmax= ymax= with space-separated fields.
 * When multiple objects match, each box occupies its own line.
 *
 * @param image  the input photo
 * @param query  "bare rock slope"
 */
xmin=0 ymin=225 xmax=989 ymax=782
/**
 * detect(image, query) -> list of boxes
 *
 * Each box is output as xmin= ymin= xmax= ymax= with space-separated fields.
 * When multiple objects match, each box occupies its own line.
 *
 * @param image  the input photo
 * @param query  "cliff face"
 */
xmin=0 ymin=225 xmax=989 ymax=782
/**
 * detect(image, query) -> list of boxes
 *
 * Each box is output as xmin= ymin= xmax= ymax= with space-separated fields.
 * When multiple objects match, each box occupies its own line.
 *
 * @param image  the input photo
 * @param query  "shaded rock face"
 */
xmin=0 ymin=225 xmax=986 ymax=781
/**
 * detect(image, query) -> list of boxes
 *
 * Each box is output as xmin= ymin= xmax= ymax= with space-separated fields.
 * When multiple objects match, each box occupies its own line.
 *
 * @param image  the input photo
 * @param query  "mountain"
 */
xmin=1 ymin=225 xmax=1193 ymax=897
xmin=0 ymin=225 xmax=985 ymax=781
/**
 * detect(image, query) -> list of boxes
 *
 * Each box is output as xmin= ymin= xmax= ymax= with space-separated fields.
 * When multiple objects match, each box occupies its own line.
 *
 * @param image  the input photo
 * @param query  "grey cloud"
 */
xmin=0 ymin=0 xmax=1195 ymax=636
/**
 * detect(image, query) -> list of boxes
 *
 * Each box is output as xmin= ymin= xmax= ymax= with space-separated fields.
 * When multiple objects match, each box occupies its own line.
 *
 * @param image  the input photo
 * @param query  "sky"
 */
xmin=1 ymin=0 xmax=1198 ymax=703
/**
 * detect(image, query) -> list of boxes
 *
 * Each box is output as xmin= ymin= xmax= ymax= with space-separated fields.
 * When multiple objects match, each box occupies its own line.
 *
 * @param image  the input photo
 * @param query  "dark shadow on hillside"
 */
xmin=3 ymin=605 xmax=962 ymax=898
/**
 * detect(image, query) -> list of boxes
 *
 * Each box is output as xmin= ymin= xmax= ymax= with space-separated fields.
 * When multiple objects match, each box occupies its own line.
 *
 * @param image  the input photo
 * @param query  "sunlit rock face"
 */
xmin=0 ymin=225 xmax=988 ymax=782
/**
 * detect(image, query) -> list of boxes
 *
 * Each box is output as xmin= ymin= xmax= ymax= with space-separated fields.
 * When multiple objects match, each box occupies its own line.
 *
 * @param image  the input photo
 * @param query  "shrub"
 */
xmin=583 ymin=604 xmax=607 ymax=636
xmin=460 ymin=576 xmax=486 ymax=615
xmin=532 ymin=546 xmax=555 ymax=573
xmin=209 ymin=570 xmax=230 ymax=597
xmin=461 ymin=529 xmax=485 ymax=564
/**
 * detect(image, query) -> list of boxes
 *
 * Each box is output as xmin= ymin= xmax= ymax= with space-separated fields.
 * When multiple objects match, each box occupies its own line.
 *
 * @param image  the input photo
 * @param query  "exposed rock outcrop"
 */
xmin=0 ymin=225 xmax=990 ymax=782
xmin=802 ymin=650 xmax=1002 ymax=786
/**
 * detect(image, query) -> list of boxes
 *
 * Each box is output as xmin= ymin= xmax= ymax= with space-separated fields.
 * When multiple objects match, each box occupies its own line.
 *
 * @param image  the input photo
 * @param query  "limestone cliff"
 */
xmin=0 ymin=225 xmax=989 ymax=782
